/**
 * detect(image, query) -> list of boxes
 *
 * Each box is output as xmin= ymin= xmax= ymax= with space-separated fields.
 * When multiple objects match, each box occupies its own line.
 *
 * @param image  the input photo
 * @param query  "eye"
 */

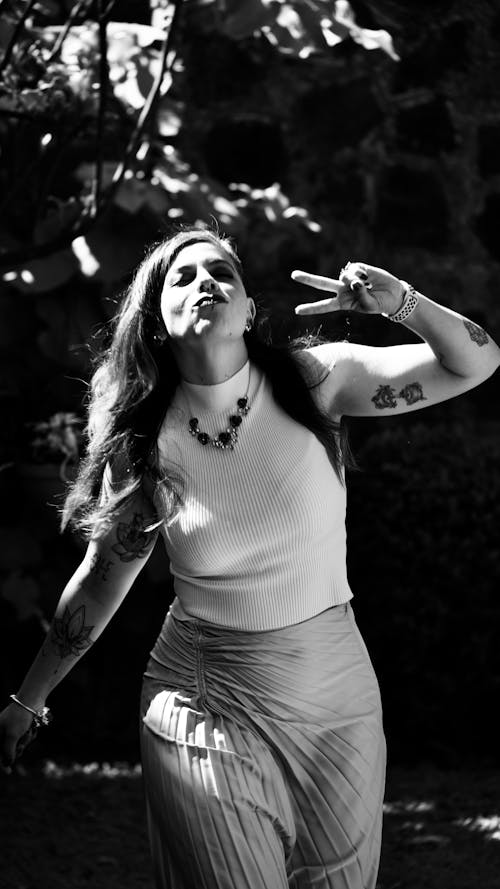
xmin=213 ymin=266 xmax=234 ymax=279
xmin=168 ymin=271 xmax=191 ymax=287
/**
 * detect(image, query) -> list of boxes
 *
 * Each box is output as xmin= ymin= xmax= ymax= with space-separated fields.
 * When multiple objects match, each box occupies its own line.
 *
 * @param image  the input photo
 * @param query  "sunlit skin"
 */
xmin=160 ymin=242 xmax=256 ymax=385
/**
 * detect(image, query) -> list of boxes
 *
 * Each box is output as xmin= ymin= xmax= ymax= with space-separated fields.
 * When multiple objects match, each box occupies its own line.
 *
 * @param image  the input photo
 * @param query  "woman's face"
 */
xmin=159 ymin=241 xmax=255 ymax=346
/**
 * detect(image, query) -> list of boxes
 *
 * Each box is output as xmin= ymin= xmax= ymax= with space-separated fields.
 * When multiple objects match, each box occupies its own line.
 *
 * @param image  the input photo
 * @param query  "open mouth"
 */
xmin=195 ymin=294 xmax=225 ymax=308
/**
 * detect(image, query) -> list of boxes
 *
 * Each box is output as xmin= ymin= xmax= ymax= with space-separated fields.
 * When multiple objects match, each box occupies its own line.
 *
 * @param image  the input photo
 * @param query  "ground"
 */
xmin=1 ymin=764 xmax=499 ymax=888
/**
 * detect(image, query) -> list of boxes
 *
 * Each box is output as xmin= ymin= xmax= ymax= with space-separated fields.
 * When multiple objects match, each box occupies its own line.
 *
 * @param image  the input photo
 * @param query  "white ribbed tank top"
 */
xmin=156 ymin=358 xmax=352 ymax=630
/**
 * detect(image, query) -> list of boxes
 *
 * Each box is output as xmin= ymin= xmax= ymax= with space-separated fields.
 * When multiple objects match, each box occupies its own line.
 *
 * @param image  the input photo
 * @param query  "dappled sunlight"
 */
xmin=3 ymin=766 xmax=500 ymax=888
xmin=384 ymin=799 xmax=435 ymax=815
xmin=383 ymin=798 xmax=452 ymax=848
xmin=378 ymin=774 xmax=500 ymax=889
xmin=383 ymin=783 xmax=500 ymax=853
xmin=455 ymin=815 xmax=500 ymax=842
xmin=42 ymin=759 xmax=142 ymax=780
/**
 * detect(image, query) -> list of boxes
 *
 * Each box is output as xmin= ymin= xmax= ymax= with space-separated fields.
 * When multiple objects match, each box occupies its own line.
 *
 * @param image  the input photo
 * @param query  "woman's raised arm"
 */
xmin=293 ymin=262 xmax=500 ymax=418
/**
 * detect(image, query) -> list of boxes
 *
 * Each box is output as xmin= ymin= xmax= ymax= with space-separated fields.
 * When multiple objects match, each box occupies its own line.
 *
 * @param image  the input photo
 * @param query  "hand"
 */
xmin=0 ymin=703 xmax=38 ymax=774
xmin=292 ymin=261 xmax=406 ymax=317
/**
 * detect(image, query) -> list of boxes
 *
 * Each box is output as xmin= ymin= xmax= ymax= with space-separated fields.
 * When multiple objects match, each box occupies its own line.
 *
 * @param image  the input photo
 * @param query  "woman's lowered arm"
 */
xmin=13 ymin=486 xmax=159 ymax=713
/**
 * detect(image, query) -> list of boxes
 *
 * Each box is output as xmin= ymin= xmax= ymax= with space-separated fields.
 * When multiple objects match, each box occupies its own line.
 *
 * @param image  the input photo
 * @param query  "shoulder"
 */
xmin=292 ymin=340 xmax=351 ymax=385
xmin=292 ymin=341 xmax=350 ymax=415
xmin=101 ymin=455 xmax=156 ymax=511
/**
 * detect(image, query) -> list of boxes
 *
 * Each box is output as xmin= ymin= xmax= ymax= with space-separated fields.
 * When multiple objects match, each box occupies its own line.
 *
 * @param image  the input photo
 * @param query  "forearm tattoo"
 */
xmin=111 ymin=512 xmax=154 ymax=562
xmin=372 ymin=382 xmax=426 ymax=410
xmin=463 ymin=319 xmax=489 ymax=346
xmin=44 ymin=605 xmax=95 ymax=663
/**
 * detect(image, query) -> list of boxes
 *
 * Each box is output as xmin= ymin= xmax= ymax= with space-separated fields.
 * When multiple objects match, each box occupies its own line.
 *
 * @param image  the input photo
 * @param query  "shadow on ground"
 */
xmin=1 ymin=763 xmax=500 ymax=889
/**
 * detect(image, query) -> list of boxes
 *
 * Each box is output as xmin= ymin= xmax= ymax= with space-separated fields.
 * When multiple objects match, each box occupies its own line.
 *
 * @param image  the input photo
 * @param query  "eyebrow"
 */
xmin=169 ymin=258 xmax=235 ymax=275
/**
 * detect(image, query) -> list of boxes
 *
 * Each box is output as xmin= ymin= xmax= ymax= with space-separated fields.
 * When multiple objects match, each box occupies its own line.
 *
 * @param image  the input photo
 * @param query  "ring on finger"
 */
xmin=350 ymin=278 xmax=373 ymax=292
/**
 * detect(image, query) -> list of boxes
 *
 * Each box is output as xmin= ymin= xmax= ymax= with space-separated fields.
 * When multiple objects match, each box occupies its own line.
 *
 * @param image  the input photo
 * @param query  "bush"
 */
xmin=346 ymin=418 xmax=500 ymax=764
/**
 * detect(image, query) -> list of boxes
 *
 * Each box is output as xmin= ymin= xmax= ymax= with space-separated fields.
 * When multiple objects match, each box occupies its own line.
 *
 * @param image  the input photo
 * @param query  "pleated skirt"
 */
xmin=140 ymin=602 xmax=386 ymax=889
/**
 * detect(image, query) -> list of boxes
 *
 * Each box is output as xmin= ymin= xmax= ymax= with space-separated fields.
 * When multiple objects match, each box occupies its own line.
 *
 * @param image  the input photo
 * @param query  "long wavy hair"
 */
xmin=61 ymin=225 xmax=355 ymax=540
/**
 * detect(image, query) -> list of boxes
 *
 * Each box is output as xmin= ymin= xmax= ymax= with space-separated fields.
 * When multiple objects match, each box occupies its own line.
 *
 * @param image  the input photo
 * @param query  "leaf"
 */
xmin=335 ymin=0 xmax=400 ymax=61
xmin=350 ymin=27 xmax=400 ymax=61
xmin=216 ymin=0 xmax=399 ymax=61
xmin=156 ymin=98 xmax=183 ymax=138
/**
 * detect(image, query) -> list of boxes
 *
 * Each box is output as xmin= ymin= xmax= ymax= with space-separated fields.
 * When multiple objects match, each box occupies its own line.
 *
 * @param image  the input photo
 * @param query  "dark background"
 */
xmin=1 ymin=0 xmax=500 ymax=770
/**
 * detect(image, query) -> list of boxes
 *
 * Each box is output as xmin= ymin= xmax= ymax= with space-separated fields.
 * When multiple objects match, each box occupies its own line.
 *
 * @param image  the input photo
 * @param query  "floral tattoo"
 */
xmin=463 ymin=319 xmax=488 ymax=347
xmin=371 ymin=385 xmax=398 ymax=410
xmin=372 ymin=381 xmax=426 ymax=410
xmin=111 ymin=512 xmax=154 ymax=562
xmin=49 ymin=605 xmax=95 ymax=659
xmin=398 ymin=382 xmax=426 ymax=405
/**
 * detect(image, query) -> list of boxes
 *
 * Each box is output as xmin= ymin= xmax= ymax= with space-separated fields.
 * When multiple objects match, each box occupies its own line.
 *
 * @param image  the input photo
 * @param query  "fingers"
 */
xmin=0 ymin=721 xmax=37 ymax=774
xmin=295 ymin=297 xmax=341 ymax=315
xmin=350 ymin=277 xmax=373 ymax=292
xmin=291 ymin=270 xmax=343 ymax=293
xmin=340 ymin=263 xmax=373 ymax=293
xmin=292 ymin=262 xmax=379 ymax=315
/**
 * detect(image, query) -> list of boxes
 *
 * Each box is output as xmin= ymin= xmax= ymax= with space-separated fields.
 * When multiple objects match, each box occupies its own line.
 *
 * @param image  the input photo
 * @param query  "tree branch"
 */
xmin=93 ymin=0 xmax=110 ymax=214
xmin=0 ymin=0 xmax=185 ymax=270
xmin=0 ymin=0 xmax=39 ymax=75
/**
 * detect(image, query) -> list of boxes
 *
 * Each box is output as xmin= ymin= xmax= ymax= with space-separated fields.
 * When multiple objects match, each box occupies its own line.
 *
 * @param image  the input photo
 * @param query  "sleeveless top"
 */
xmin=155 ymin=358 xmax=353 ymax=631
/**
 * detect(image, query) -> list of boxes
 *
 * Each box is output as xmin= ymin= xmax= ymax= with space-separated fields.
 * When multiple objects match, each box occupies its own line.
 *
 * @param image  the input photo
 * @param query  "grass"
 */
xmin=1 ymin=762 xmax=500 ymax=888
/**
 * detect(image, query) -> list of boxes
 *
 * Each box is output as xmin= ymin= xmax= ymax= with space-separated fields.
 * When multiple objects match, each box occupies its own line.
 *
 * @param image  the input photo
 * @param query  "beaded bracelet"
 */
xmin=10 ymin=694 xmax=52 ymax=728
xmin=386 ymin=281 xmax=419 ymax=323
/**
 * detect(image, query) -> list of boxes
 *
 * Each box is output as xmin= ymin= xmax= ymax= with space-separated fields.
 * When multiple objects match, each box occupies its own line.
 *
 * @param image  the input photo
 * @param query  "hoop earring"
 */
xmin=245 ymin=320 xmax=253 ymax=332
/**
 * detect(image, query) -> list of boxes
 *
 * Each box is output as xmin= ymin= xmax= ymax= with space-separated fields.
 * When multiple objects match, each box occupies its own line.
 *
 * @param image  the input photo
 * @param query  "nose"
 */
xmin=199 ymin=276 xmax=217 ymax=293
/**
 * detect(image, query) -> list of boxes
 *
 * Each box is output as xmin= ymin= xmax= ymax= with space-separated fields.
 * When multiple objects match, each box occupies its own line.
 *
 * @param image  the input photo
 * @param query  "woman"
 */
xmin=1 ymin=225 xmax=499 ymax=889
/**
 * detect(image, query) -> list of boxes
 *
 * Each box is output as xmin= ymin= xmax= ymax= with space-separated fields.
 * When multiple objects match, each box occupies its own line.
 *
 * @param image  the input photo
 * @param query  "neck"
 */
xmin=172 ymin=339 xmax=249 ymax=385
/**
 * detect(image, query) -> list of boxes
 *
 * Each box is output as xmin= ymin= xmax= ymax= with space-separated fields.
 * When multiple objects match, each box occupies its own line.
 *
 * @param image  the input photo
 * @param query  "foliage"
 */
xmin=0 ymin=0 xmax=398 ymax=279
xmin=347 ymin=417 xmax=500 ymax=763
xmin=1 ymin=0 xmax=500 ymax=768
xmin=29 ymin=411 xmax=84 ymax=475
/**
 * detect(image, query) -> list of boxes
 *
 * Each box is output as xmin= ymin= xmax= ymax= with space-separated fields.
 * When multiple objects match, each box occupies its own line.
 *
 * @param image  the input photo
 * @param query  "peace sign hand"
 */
xmin=292 ymin=261 xmax=406 ymax=317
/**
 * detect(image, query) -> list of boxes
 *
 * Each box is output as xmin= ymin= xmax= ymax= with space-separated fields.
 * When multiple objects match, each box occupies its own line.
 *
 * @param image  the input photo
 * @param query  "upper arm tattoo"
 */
xmin=111 ymin=512 xmax=156 ymax=562
xmin=89 ymin=552 xmax=114 ymax=581
xmin=372 ymin=385 xmax=398 ymax=410
xmin=463 ymin=319 xmax=489 ymax=346
xmin=398 ymin=382 xmax=426 ymax=406
xmin=372 ymin=381 xmax=426 ymax=410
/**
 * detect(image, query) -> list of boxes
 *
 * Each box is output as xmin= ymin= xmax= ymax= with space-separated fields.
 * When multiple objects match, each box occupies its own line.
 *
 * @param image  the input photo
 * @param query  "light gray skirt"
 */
xmin=140 ymin=602 xmax=386 ymax=889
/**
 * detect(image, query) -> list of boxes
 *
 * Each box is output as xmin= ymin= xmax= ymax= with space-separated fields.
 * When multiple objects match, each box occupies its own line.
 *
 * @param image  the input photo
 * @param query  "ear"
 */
xmin=246 ymin=297 xmax=256 ymax=323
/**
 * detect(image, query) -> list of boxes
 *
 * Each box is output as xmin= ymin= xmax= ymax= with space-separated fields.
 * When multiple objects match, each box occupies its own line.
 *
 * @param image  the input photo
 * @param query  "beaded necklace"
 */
xmin=184 ymin=367 xmax=251 ymax=451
